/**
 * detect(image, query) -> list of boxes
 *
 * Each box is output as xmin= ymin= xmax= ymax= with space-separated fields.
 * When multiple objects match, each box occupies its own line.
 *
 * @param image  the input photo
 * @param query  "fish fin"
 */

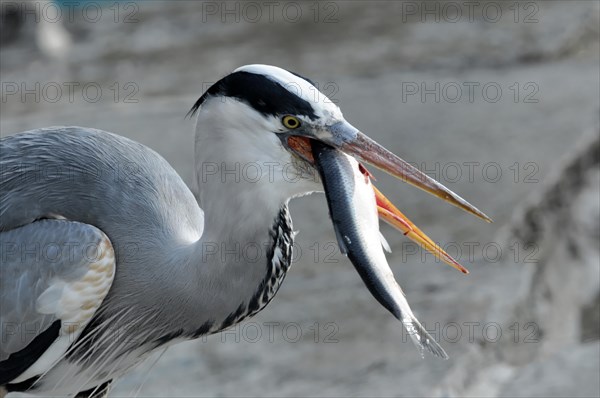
xmin=333 ymin=224 xmax=348 ymax=255
xmin=401 ymin=315 xmax=449 ymax=360
xmin=379 ymin=231 xmax=392 ymax=253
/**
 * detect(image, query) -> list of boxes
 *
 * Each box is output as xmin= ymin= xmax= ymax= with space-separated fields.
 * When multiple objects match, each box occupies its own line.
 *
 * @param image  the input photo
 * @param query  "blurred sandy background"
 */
xmin=1 ymin=1 xmax=599 ymax=396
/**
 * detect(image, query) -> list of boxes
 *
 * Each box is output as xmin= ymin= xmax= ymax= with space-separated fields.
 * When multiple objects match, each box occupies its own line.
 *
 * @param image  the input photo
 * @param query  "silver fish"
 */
xmin=312 ymin=140 xmax=449 ymax=359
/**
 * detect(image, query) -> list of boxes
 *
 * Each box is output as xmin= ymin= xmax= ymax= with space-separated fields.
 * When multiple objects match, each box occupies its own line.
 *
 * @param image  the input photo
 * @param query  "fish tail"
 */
xmin=401 ymin=315 xmax=449 ymax=360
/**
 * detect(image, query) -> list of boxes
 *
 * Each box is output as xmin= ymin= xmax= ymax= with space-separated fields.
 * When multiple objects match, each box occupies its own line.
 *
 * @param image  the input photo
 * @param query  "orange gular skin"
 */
xmin=287 ymin=136 xmax=314 ymax=163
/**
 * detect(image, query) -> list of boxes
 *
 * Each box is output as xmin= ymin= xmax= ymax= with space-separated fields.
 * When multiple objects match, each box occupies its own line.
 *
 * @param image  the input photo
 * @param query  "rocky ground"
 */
xmin=1 ymin=1 xmax=599 ymax=397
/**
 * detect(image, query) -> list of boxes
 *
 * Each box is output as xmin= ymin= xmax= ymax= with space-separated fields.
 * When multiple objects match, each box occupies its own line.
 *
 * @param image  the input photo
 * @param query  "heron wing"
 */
xmin=0 ymin=219 xmax=115 ymax=385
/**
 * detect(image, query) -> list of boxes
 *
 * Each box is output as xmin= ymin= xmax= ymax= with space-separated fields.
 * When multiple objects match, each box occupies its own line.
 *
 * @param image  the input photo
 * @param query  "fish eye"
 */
xmin=358 ymin=163 xmax=371 ymax=177
xmin=282 ymin=115 xmax=301 ymax=129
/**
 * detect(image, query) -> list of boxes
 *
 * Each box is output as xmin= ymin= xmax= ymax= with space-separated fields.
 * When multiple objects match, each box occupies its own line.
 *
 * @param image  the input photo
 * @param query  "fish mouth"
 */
xmin=285 ymin=129 xmax=491 ymax=274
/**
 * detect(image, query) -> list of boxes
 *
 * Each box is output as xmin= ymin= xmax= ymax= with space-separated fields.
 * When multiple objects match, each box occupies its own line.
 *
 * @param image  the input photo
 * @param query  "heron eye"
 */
xmin=282 ymin=116 xmax=301 ymax=129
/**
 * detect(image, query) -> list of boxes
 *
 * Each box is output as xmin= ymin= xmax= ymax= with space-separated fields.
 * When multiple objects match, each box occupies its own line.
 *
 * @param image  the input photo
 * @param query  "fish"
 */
xmin=312 ymin=140 xmax=449 ymax=359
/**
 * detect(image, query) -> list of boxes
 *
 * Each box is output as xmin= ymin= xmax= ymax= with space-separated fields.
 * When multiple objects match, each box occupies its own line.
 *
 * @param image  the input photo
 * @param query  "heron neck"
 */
xmin=186 ymin=160 xmax=296 ymax=334
xmin=186 ymin=105 xmax=318 ymax=334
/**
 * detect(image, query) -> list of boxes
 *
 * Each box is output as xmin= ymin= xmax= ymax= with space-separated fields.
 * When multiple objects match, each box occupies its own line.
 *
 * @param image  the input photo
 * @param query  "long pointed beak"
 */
xmin=373 ymin=185 xmax=469 ymax=274
xmin=289 ymin=124 xmax=491 ymax=220
xmin=339 ymin=129 xmax=492 ymax=223
xmin=286 ymin=121 xmax=491 ymax=270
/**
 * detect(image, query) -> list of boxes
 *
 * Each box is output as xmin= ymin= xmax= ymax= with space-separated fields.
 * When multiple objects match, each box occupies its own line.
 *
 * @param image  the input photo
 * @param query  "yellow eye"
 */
xmin=282 ymin=115 xmax=301 ymax=129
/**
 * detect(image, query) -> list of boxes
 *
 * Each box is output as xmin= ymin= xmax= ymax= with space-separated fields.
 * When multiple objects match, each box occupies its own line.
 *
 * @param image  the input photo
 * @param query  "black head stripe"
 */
xmin=188 ymin=71 xmax=317 ymax=120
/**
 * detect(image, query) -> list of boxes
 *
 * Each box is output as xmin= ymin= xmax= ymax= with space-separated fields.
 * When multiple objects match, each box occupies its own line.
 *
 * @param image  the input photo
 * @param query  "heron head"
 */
xmin=190 ymin=65 xmax=490 ymax=272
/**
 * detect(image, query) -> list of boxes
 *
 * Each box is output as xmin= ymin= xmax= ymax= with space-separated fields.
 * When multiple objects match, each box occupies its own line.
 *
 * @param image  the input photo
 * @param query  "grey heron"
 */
xmin=0 ymin=64 xmax=490 ymax=397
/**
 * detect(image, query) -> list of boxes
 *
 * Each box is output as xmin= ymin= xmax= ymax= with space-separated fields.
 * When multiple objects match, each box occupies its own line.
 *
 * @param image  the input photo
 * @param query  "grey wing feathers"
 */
xmin=0 ymin=127 xmax=204 ymax=239
xmin=0 ymin=126 xmax=202 ymax=385
xmin=1 ymin=219 xmax=115 ymax=363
